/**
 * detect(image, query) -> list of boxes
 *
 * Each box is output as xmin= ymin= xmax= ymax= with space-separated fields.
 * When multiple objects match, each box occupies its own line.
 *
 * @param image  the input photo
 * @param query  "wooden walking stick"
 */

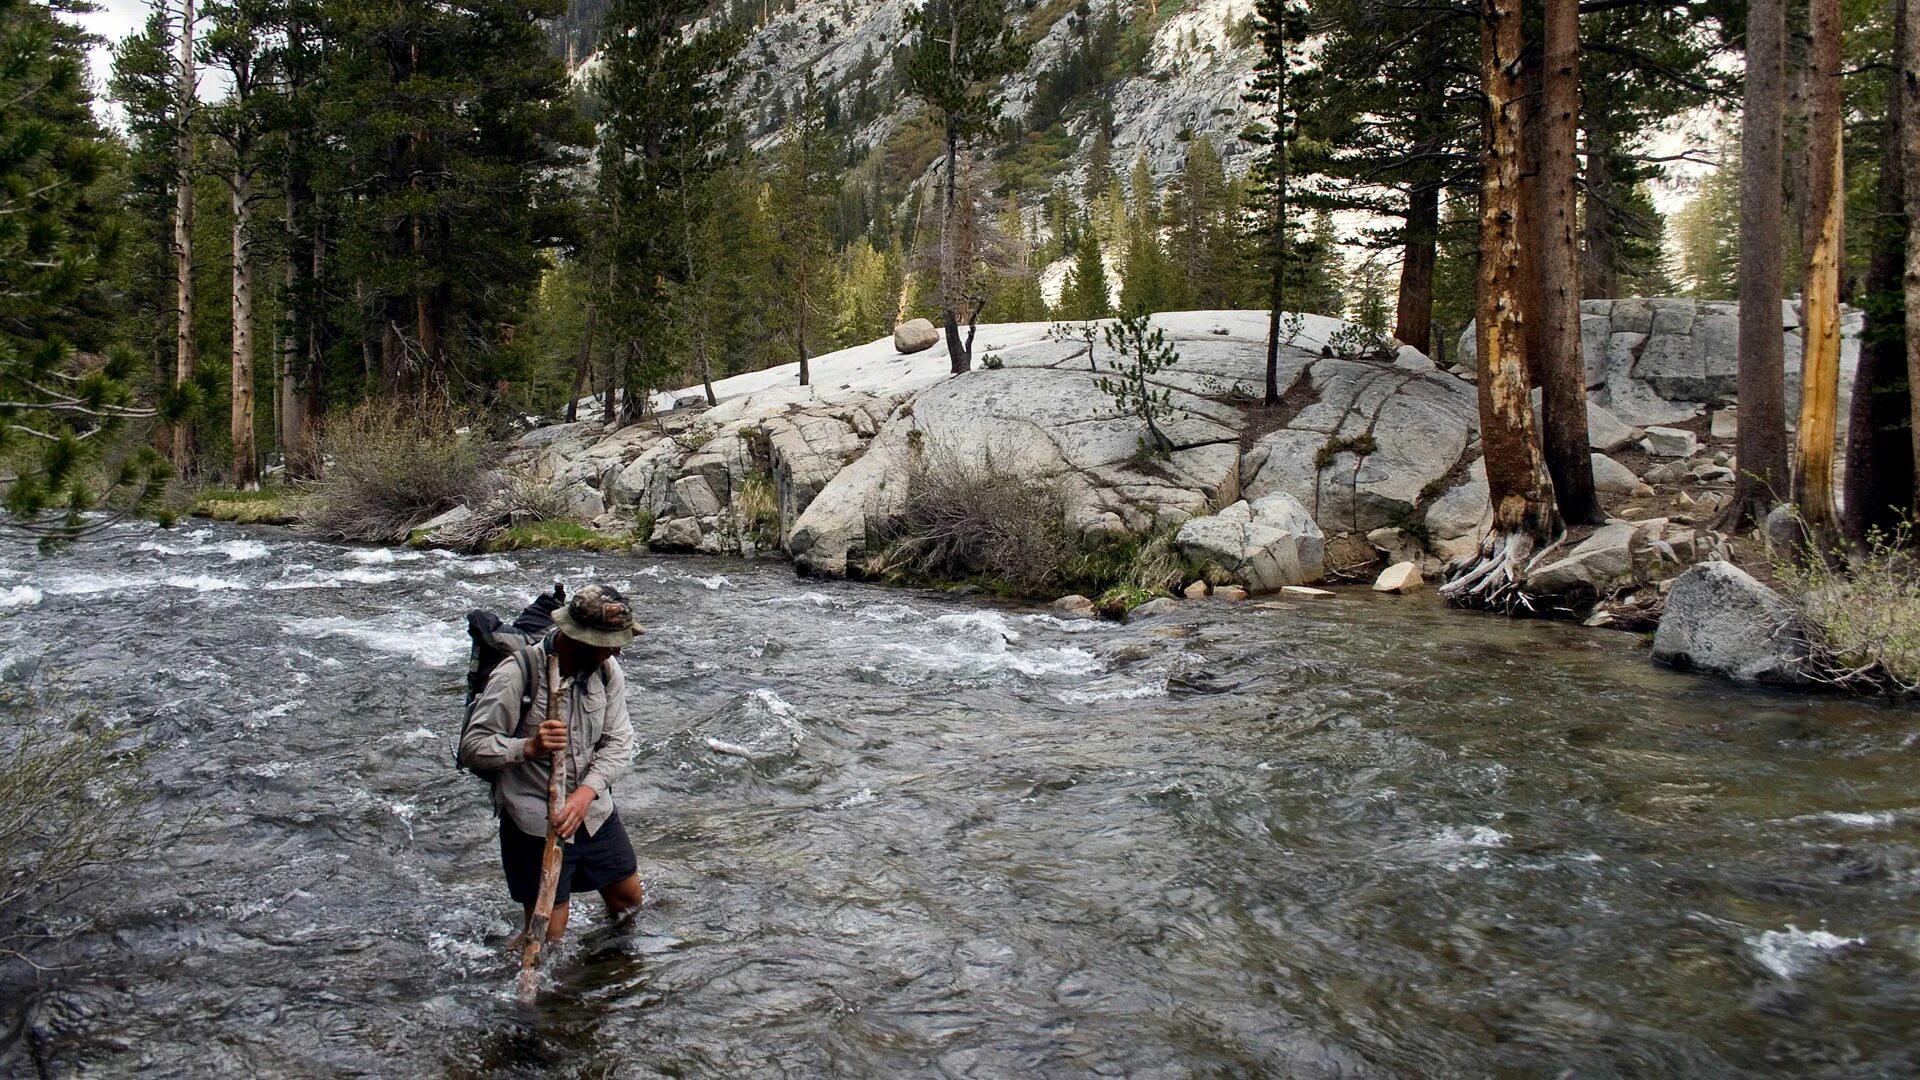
xmin=516 ymin=649 xmax=567 ymax=1002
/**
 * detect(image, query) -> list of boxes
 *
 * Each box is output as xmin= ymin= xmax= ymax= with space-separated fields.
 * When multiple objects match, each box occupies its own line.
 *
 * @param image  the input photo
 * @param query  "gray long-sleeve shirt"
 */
xmin=459 ymin=641 xmax=633 ymax=841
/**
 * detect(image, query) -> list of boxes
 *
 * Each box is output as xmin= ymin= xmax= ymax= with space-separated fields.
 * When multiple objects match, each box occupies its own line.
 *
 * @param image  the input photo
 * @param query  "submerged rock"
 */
xmin=1651 ymin=562 xmax=1807 ymax=683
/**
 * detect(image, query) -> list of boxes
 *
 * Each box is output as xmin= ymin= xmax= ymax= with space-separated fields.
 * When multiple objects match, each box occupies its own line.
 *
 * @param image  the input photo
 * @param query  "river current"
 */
xmin=0 ymin=520 xmax=1914 ymax=1078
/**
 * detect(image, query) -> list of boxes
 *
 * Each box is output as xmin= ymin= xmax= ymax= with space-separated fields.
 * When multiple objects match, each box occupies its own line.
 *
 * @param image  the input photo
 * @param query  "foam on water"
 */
xmin=684 ymin=573 xmax=733 ymax=591
xmin=0 ymin=585 xmax=43 ymax=611
xmin=333 ymin=567 xmax=402 ymax=585
xmin=456 ymin=557 xmax=518 ymax=577
xmin=40 ymin=572 xmax=147 ymax=596
xmin=165 ymin=574 xmax=247 ymax=592
xmin=1790 ymin=809 xmax=1913 ymax=829
xmin=1058 ymin=679 xmax=1168 ymax=704
xmin=1748 ymin=925 xmax=1864 ymax=979
xmin=346 ymin=548 xmax=425 ymax=564
xmin=280 ymin=615 xmax=467 ymax=667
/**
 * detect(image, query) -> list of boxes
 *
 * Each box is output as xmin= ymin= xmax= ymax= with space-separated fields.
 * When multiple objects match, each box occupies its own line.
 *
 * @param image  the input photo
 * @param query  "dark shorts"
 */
xmin=499 ymin=812 xmax=637 ymax=906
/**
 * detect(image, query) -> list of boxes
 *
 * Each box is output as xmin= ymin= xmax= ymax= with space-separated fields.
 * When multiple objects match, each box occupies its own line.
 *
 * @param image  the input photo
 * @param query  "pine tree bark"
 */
xmin=1263 ymin=51 xmax=1288 ymax=406
xmin=565 ymin=304 xmax=595 ymax=423
xmin=1444 ymin=0 xmax=1562 ymax=608
xmin=1904 ymin=0 xmax=1920 ymax=511
xmin=1537 ymin=0 xmax=1602 ymax=524
xmin=1395 ymin=181 xmax=1438 ymax=357
xmin=231 ymin=166 xmax=258 ymax=490
xmin=1579 ymin=118 xmax=1616 ymax=299
xmin=1842 ymin=3 xmax=1914 ymax=543
xmin=1394 ymin=73 xmax=1445 ymax=356
xmin=940 ymin=119 xmax=968 ymax=373
xmin=171 ymin=0 xmax=196 ymax=473
xmin=1728 ymin=0 xmax=1790 ymax=529
xmin=279 ymin=189 xmax=305 ymax=475
xmin=1793 ymin=0 xmax=1845 ymax=543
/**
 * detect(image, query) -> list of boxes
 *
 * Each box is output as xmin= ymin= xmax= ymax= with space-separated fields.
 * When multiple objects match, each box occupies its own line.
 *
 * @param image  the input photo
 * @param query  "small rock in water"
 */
xmin=1281 ymin=585 xmax=1334 ymax=598
xmin=1183 ymin=580 xmax=1210 ymax=599
xmin=1215 ymin=585 xmax=1249 ymax=601
xmin=1372 ymin=561 xmax=1423 ymax=593
xmin=1052 ymin=594 xmax=1097 ymax=618
xmin=1127 ymin=597 xmax=1182 ymax=621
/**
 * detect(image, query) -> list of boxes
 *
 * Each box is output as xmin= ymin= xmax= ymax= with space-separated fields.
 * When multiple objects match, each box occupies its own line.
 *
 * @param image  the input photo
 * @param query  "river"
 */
xmin=0 ymin=520 xmax=1913 ymax=1078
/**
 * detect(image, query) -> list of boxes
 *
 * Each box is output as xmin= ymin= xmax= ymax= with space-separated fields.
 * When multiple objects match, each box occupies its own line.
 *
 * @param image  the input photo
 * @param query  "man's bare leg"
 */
xmin=508 ymin=899 xmax=572 ymax=950
xmin=601 ymin=874 xmax=644 ymax=921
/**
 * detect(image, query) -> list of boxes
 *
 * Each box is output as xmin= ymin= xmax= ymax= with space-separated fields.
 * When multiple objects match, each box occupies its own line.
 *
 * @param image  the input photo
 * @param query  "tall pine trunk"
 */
xmin=940 ymin=119 xmax=968 ymax=373
xmin=1395 ymin=181 xmax=1438 ymax=357
xmin=1904 ymin=0 xmax=1920 ymax=511
xmin=1536 ymin=0 xmax=1602 ymax=524
xmin=1263 ymin=86 xmax=1287 ymax=404
xmin=1394 ymin=73 xmax=1445 ymax=355
xmin=1842 ymin=4 xmax=1913 ymax=542
xmin=1729 ymin=0 xmax=1790 ymax=529
xmin=231 ymin=164 xmax=259 ymax=490
xmin=1793 ymin=0 xmax=1845 ymax=544
xmin=1580 ymin=118 xmax=1616 ymax=298
xmin=565 ymin=304 xmax=595 ymax=423
xmin=171 ymin=0 xmax=196 ymax=473
xmin=1444 ymin=0 xmax=1561 ymax=609
xmin=279 ymin=189 xmax=306 ymax=475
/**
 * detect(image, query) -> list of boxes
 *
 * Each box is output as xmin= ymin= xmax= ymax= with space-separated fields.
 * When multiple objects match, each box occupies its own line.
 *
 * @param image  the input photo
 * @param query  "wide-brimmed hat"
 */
xmin=553 ymin=583 xmax=640 ymax=648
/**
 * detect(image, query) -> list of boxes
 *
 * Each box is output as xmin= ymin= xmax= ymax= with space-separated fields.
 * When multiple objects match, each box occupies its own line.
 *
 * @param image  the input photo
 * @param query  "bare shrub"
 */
xmin=881 ymin=444 xmax=1077 ymax=596
xmin=310 ymin=396 xmax=489 ymax=543
xmin=0 ymin=699 xmax=167 ymax=956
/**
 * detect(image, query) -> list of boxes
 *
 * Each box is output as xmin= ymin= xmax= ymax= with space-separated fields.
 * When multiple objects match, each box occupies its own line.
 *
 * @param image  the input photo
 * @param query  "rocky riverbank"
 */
xmin=399 ymin=302 xmax=1861 ymax=685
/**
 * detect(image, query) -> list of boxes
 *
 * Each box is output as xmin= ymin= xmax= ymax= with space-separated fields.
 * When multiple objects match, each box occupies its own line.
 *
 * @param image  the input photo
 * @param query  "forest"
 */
xmin=2 ymin=0 xmax=1916 ymax=593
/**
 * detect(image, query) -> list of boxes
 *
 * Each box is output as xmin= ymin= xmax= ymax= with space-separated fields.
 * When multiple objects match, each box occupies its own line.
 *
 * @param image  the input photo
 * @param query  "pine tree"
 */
xmin=323 ymin=0 xmax=590 ymax=398
xmin=903 ymin=0 xmax=1030 ymax=373
xmin=1793 ymin=0 xmax=1846 ymax=544
xmin=1057 ymin=218 xmax=1113 ymax=320
xmin=1117 ymin=155 xmax=1179 ymax=316
xmin=1727 ymin=0 xmax=1789 ymax=529
xmin=0 ymin=0 xmax=166 ymax=541
xmin=203 ymin=0 xmax=277 ymax=489
xmin=1443 ymin=0 xmax=1560 ymax=607
xmin=593 ymin=0 xmax=741 ymax=419
xmin=1293 ymin=211 xmax=1345 ymax=318
xmin=108 ymin=11 xmax=188 ymax=421
xmin=835 ymin=237 xmax=904 ymax=344
xmin=1294 ymin=0 xmax=1478 ymax=357
xmin=768 ymin=74 xmax=838 ymax=386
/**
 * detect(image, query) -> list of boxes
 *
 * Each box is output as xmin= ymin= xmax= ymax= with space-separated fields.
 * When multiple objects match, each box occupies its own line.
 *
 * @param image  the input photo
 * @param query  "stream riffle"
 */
xmin=0 ymin=520 xmax=1915 ymax=1078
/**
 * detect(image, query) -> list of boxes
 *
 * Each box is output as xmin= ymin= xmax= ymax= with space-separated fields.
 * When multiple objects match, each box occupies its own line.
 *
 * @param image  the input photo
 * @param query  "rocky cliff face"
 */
xmin=572 ymin=0 xmax=1263 ymax=197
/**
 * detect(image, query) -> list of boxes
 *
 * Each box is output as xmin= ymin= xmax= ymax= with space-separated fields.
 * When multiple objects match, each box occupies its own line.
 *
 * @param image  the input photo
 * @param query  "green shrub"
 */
xmin=310 ymin=397 xmax=487 ymax=543
xmin=735 ymin=472 xmax=781 ymax=549
xmin=1777 ymin=520 xmax=1920 ymax=693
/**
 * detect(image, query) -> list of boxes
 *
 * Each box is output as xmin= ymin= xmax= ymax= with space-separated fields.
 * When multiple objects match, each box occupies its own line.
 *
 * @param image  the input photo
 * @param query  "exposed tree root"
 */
xmin=1440 ymin=529 xmax=1564 ymax=613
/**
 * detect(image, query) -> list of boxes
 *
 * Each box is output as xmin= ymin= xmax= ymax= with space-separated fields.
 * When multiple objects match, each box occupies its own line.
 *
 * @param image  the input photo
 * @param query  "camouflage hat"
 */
xmin=553 ymin=583 xmax=640 ymax=648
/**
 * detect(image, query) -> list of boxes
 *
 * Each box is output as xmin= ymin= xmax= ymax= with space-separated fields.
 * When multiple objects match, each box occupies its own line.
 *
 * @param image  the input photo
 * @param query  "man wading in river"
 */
xmin=460 ymin=584 xmax=643 ymax=943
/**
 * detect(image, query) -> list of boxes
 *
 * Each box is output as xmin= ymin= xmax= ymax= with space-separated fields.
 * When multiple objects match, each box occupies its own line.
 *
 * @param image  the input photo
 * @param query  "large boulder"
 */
xmin=1175 ymin=493 xmax=1326 ymax=592
xmin=1241 ymin=357 xmax=1478 ymax=535
xmin=1527 ymin=523 xmax=1644 ymax=598
xmin=1651 ymin=561 xmax=1807 ymax=683
xmin=893 ymin=319 xmax=940 ymax=354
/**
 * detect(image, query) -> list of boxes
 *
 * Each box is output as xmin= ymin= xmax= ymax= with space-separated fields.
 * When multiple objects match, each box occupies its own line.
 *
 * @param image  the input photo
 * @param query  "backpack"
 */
xmin=456 ymin=582 xmax=566 ymax=776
